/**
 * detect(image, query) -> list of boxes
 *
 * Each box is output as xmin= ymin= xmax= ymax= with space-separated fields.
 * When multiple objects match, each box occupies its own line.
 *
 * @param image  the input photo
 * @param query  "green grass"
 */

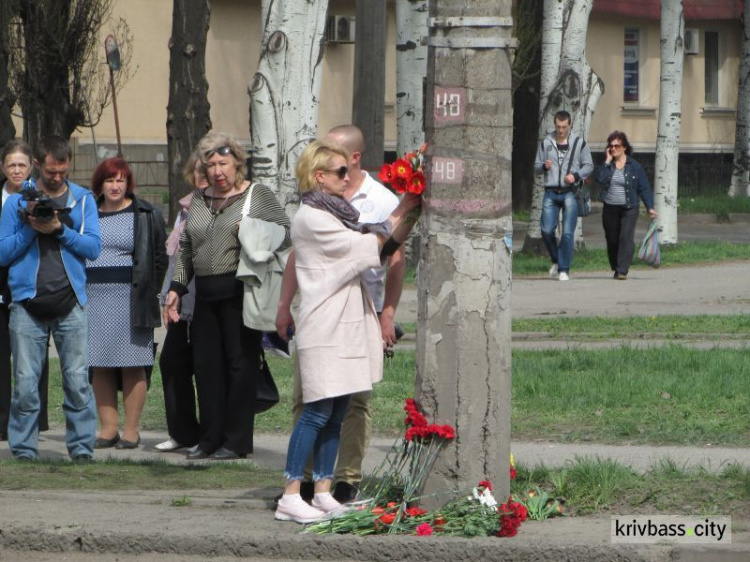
xmin=512 ymin=347 xmax=750 ymax=445
xmin=403 ymin=315 xmax=750 ymax=339
xmin=511 ymin=457 xmax=750 ymax=517
xmin=679 ymin=194 xmax=750 ymax=215
xmin=513 ymin=314 xmax=750 ymax=339
xmin=0 ymin=457 xmax=282 ymax=490
xmin=44 ymin=344 xmax=750 ymax=446
xmin=513 ymin=241 xmax=750 ymax=276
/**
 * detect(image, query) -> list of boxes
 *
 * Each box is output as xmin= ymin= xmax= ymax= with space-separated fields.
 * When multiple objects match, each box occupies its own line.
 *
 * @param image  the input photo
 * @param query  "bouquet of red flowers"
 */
xmin=378 ymin=144 xmax=428 ymax=195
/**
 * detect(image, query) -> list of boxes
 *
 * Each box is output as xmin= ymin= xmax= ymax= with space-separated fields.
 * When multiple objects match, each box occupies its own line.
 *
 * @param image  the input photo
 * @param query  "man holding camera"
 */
xmin=534 ymin=110 xmax=594 ymax=281
xmin=0 ymin=135 xmax=101 ymax=460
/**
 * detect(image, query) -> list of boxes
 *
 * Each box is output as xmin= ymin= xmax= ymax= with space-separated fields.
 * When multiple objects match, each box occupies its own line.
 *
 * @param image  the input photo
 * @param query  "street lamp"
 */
xmin=105 ymin=34 xmax=123 ymax=157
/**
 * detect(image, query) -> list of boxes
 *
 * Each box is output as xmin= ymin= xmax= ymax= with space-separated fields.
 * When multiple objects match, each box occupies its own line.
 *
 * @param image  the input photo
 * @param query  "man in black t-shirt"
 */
xmin=0 ymin=135 xmax=101 ymax=460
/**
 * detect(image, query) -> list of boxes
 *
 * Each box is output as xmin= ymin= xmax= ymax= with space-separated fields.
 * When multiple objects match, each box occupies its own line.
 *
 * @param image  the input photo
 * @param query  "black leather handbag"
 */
xmin=256 ymin=350 xmax=280 ymax=413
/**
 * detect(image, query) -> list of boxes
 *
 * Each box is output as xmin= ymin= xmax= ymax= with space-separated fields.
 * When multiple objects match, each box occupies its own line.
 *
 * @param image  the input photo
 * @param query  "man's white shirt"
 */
xmin=348 ymin=171 xmax=399 ymax=312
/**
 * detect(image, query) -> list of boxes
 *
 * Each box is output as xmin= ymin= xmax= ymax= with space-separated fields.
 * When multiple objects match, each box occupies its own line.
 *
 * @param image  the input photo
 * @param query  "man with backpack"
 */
xmin=534 ymin=110 xmax=594 ymax=281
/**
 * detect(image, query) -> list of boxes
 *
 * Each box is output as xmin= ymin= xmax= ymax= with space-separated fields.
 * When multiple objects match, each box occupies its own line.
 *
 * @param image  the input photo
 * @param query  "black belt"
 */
xmin=546 ymin=188 xmax=571 ymax=194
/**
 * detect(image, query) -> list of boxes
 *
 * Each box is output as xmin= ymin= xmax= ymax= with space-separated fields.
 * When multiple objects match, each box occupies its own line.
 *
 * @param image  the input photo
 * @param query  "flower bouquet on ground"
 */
xmin=378 ymin=145 xmax=427 ymax=195
xmin=304 ymin=398 xmax=529 ymax=538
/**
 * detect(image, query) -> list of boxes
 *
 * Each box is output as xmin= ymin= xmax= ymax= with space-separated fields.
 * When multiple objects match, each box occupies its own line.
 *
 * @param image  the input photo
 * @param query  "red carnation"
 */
xmin=379 ymin=512 xmax=397 ymax=525
xmin=478 ymin=480 xmax=493 ymax=491
xmin=392 ymin=158 xmax=413 ymax=179
xmin=416 ymin=522 xmax=434 ymax=536
xmin=405 ymin=506 xmax=428 ymax=517
xmin=378 ymin=163 xmax=394 ymax=184
xmin=407 ymin=171 xmax=426 ymax=195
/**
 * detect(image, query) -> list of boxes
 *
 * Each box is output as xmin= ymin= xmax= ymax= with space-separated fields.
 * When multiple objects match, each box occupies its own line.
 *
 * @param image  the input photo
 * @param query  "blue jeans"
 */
xmin=8 ymin=303 xmax=96 ymax=459
xmin=540 ymin=190 xmax=579 ymax=273
xmin=285 ymin=395 xmax=350 ymax=481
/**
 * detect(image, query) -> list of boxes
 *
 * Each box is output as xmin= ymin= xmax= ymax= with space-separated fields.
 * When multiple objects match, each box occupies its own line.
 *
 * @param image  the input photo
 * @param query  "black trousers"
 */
xmin=158 ymin=320 xmax=199 ymax=447
xmin=602 ymin=203 xmax=640 ymax=275
xmin=0 ymin=301 xmax=49 ymax=439
xmin=192 ymin=293 xmax=260 ymax=456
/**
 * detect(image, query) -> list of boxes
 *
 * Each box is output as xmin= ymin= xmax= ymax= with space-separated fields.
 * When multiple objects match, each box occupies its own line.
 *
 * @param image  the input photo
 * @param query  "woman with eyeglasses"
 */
xmin=596 ymin=131 xmax=658 ymax=280
xmin=164 ymin=131 xmax=291 ymax=461
xmin=0 ymin=140 xmax=50 ymax=441
xmin=274 ymin=140 xmax=421 ymax=524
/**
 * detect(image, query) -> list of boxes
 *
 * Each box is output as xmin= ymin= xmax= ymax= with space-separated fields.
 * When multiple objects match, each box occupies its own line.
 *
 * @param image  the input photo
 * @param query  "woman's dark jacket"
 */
xmin=98 ymin=195 xmax=168 ymax=328
xmin=595 ymin=157 xmax=655 ymax=211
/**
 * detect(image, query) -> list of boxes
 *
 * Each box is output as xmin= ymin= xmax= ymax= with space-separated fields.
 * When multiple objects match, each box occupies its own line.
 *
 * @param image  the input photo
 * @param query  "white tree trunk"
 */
xmin=729 ymin=0 xmax=750 ymax=197
xmin=248 ymin=0 xmax=329 ymax=213
xmin=395 ymin=0 xmax=428 ymax=155
xmin=525 ymin=0 xmax=565 ymax=244
xmin=653 ymin=0 xmax=685 ymax=244
xmin=525 ymin=0 xmax=603 ymax=251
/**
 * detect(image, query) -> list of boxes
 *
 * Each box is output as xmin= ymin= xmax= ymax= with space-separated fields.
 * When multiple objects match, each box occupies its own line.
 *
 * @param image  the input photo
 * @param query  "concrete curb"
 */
xmin=2 ymin=523 xmax=748 ymax=561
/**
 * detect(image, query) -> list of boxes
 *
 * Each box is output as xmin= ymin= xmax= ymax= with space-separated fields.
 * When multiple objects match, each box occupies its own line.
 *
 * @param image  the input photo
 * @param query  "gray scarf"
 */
xmin=301 ymin=191 xmax=391 ymax=238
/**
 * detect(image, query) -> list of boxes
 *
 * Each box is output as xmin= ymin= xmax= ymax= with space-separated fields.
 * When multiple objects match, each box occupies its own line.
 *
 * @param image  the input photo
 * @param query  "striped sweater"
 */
xmin=171 ymin=184 xmax=291 ymax=294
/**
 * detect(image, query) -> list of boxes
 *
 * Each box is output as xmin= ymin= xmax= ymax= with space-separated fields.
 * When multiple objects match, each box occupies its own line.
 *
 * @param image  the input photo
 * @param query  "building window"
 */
xmin=623 ymin=29 xmax=640 ymax=102
xmin=705 ymin=31 xmax=719 ymax=104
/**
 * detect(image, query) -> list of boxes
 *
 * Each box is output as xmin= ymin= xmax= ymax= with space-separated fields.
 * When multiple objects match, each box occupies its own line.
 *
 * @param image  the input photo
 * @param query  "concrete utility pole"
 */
xmin=417 ymin=1 xmax=515 ymax=503
xmin=352 ymin=0 xmax=386 ymax=170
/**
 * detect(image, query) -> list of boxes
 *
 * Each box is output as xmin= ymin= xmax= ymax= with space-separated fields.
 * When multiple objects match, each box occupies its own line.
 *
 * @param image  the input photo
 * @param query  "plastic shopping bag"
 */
xmin=638 ymin=220 xmax=660 ymax=268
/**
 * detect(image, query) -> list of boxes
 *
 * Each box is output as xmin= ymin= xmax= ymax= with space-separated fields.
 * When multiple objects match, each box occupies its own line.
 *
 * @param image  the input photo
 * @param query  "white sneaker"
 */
xmin=558 ymin=272 xmax=570 ymax=281
xmin=549 ymin=263 xmax=559 ymax=277
xmin=275 ymin=494 xmax=326 ymax=523
xmin=312 ymin=492 xmax=345 ymax=514
xmin=154 ymin=438 xmax=184 ymax=452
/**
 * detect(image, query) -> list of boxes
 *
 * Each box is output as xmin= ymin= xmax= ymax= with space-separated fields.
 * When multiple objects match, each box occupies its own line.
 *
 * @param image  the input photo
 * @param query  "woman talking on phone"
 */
xmin=596 ymin=130 xmax=658 ymax=280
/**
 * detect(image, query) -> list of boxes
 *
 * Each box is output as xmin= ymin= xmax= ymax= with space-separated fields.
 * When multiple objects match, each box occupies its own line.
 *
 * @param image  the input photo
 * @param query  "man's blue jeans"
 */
xmin=285 ymin=395 xmax=350 ymax=481
xmin=8 ymin=303 xmax=96 ymax=459
xmin=540 ymin=190 xmax=579 ymax=273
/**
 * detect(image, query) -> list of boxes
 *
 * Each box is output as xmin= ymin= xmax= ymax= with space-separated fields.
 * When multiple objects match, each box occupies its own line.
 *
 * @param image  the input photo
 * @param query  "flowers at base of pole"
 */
xmin=497 ymin=498 xmax=528 ymax=538
xmin=378 ymin=144 xmax=428 ymax=195
xmin=472 ymin=482 xmax=498 ymax=509
xmin=518 ymin=486 xmax=565 ymax=521
xmin=416 ymin=522 xmax=434 ymax=536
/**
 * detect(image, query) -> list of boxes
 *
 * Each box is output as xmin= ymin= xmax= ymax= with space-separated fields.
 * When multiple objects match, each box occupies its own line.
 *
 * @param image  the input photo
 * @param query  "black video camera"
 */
xmin=18 ymin=180 xmax=71 ymax=222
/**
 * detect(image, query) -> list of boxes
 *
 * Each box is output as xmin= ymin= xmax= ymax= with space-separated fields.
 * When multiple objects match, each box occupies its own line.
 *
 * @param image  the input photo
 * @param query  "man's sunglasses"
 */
xmin=326 ymin=165 xmax=348 ymax=179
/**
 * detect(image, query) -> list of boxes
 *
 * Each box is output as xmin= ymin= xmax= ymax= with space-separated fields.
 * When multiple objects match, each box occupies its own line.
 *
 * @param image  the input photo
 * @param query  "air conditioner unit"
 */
xmin=685 ymin=28 xmax=699 ymax=55
xmin=326 ymin=15 xmax=355 ymax=44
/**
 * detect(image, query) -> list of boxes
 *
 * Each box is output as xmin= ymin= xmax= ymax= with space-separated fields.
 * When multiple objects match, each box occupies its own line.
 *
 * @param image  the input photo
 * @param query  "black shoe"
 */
xmin=208 ymin=447 xmax=246 ymax=461
xmin=72 ymin=454 xmax=93 ymax=462
xmin=186 ymin=448 xmax=209 ymax=460
xmin=332 ymin=481 xmax=359 ymax=504
xmin=115 ymin=435 xmax=141 ymax=450
xmin=94 ymin=433 xmax=120 ymax=449
xmin=273 ymin=481 xmax=314 ymax=505
xmin=300 ymin=481 xmax=314 ymax=503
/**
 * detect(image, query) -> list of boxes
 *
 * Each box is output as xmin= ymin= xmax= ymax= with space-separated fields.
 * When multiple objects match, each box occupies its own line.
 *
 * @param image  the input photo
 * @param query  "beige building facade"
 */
xmin=9 ymin=1 xmax=742 ymax=188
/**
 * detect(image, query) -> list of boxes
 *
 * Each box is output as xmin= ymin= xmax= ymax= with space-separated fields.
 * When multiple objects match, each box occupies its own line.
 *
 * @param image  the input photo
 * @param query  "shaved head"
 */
xmin=326 ymin=124 xmax=365 ymax=155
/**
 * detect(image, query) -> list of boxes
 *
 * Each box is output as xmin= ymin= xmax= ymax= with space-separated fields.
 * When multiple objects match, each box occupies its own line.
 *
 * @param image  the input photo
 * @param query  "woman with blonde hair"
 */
xmin=164 ymin=131 xmax=291 ymax=460
xmin=274 ymin=140 xmax=421 ymax=523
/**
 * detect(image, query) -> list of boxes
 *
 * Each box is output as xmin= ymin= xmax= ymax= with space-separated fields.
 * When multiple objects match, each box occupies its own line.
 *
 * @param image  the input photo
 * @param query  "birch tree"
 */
xmin=729 ymin=0 xmax=750 ymax=197
xmin=249 ymin=0 xmax=329 ymax=212
xmin=522 ymin=0 xmax=604 ymax=253
xmin=166 ymin=0 xmax=211 ymax=223
xmin=653 ymin=0 xmax=685 ymax=244
xmin=418 ymin=0 xmax=514 ymax=502
xmin=395 ymin=0 xmax=427 ymax=156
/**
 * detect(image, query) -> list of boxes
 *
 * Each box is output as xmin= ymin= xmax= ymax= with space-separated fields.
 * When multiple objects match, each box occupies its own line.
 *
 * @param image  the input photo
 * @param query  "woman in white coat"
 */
xmin=274 ymin=141 xmax=420 ymax=524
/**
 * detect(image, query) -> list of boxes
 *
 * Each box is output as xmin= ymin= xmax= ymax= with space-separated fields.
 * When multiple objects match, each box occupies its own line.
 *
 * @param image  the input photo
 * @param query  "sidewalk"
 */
xmin=2 ymin=214 xmax=749 ymax=560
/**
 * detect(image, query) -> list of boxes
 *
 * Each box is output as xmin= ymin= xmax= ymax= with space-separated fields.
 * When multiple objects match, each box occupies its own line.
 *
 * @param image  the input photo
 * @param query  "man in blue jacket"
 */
xmin=534 ymin=110 xmax=594 ymax=281
xmin=0 ymin=135 xmax=101 ymax=460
